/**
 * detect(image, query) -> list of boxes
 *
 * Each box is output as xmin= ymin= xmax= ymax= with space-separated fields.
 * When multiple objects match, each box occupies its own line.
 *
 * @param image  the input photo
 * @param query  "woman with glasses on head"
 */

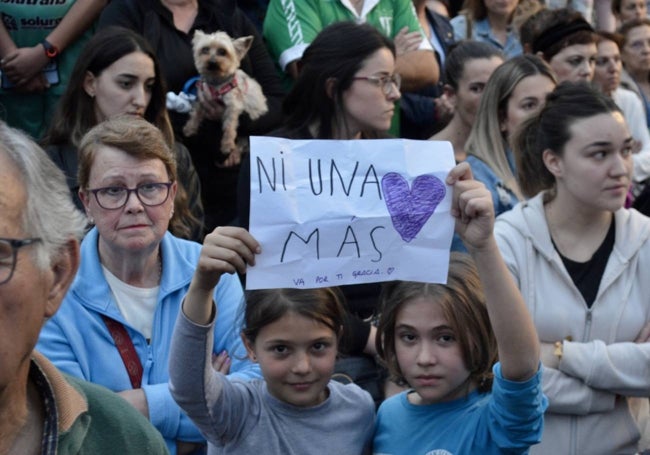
xmin=36 ymin=116 xmax=260 ymax=455
xmin=238 ymin=20 xmax=401 ymax=407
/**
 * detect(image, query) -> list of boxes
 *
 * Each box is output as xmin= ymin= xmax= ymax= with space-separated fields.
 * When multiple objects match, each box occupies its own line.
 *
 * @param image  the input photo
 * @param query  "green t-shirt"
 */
xmin=263 ymin=0 xmax=428 ymax=71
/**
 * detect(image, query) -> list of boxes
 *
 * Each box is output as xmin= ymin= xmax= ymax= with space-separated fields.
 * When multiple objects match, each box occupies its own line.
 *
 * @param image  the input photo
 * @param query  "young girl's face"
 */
xmin=394 ymin=296 xmax=473 ymax=405
xmin=243 ymin=311 xmax=338 ymax=408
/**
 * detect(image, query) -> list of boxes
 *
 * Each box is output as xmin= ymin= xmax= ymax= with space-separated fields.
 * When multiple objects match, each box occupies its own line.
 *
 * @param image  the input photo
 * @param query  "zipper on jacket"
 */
xmin=583 ymin=310 xmax=593 ymax=341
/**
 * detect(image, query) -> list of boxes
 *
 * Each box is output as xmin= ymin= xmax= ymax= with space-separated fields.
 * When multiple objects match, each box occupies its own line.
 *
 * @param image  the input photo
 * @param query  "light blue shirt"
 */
xmin=450 ymin=15 xmax=522 ymax=58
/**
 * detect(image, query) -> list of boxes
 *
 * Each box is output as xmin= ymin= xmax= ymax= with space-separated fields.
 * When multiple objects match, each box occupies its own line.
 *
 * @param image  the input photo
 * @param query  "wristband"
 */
xmin=41 ymin=39 xmax=59 ymax=59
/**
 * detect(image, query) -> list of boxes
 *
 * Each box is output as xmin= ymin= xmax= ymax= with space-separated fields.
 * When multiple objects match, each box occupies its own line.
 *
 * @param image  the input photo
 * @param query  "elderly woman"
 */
xmin=0 ymin=121 xmax=167 ymax=453
xmin=43 ymin=26 xmax=204 ymax=241
xmin=36 ymin=116 xmax=259 ymax=455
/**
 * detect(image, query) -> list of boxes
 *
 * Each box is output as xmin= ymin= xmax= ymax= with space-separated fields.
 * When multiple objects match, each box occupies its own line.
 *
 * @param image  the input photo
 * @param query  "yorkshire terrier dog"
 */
xmin=183 ymin=30 xmax=268 ymax=160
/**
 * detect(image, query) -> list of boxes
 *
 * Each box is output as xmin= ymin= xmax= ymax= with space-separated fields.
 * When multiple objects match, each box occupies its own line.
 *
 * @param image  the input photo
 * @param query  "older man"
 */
xmin=0 ymin=121 xmax=168 ymax=454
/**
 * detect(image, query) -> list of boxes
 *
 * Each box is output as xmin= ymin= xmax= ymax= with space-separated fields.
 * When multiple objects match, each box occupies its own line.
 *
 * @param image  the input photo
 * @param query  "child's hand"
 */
xmin=192 ymin=226 xmax=261 ymax=293
xmin=211 ymin=351 xmax=232 ymax=375
xmin=446 ymin=162 xmax=495 ymax=251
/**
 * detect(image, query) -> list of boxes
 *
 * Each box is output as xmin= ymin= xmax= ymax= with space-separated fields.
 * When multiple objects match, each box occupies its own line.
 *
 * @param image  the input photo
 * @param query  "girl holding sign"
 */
xmin=372 ymin=170 xmax=546 ymax=453
xmin=236 ymin=20 xmax=405 ymax=406
xmin=170 ymin=162 xmax=501 ymax=453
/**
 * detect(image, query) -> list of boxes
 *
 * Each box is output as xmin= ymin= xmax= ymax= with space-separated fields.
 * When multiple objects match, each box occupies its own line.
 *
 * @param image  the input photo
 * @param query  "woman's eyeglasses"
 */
xmin=352 ymin=74 xmax=401 ymax=95
xmin=87 ymin=182 xmax=173 ymax=210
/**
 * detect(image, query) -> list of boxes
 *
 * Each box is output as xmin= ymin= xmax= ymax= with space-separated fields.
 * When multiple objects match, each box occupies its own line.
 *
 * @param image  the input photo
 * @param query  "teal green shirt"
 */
xmin=263 ymin=0 xmax=429 ymax=71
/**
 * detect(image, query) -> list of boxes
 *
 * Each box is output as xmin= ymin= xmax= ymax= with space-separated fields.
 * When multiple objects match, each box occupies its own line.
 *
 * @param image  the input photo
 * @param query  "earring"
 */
xmin=88 ymin=216 xmax=94 ymax=224
xmin=169 ymin=209 xmax=175 ymax=219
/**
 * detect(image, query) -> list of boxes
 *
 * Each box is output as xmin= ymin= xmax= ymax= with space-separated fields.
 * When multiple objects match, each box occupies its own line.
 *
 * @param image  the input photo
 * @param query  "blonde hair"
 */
xmin=465 ymin=55 xmax=556 ymax=201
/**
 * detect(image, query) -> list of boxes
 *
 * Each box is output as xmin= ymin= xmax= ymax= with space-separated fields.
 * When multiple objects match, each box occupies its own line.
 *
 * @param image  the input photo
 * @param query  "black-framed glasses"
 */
xmin=352 ymin=73 xmax=401 ymax=95
xmin=87 ymin=182 xmax=173 ymax=210
xmin=0 ymin=238 xmax=42 ymax=285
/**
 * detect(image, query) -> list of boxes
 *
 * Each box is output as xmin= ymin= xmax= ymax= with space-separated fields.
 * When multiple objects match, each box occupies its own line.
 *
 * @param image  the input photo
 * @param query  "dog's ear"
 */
xmin=232 ymin=35 xmax=254 ymax=60
xmin=193 ymin=29 xmax=206 ymax=45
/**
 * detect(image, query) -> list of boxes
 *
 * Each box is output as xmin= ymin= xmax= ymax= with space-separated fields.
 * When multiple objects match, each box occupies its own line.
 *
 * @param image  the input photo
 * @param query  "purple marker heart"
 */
xmin=381 ymin=173 xmax=446 ymax=242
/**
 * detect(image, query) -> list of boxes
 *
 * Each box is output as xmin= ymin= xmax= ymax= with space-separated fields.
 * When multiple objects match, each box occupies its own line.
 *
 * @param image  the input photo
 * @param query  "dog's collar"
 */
xmin=198 ymin=77 xmax=238 ymax=99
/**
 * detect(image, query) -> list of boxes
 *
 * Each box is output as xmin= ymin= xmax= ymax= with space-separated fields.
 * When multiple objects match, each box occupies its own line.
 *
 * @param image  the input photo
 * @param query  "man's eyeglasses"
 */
xmin=352 ymin=74 xmax=401 ymax=95
xmin=0 ymin=238 xmax=42 ymax=285
xmin=87 ymin=182 xmax=173 ymax=210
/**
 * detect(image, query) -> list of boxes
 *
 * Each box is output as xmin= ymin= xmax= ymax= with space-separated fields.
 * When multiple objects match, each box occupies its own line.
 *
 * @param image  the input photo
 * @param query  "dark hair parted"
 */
xmin=282 ymin=21 xmax=395 ymax=139
xmin=443 ymin=41 xmax=504 ymax=89
xmin=525 ymin=8 xmax=595 ymax=60
xmin=242 ymin=287 xmax=346 ymax=344
xmin=44 ymin=26 xmax=172 ymax=148
xmin=375 ymin=253 xmax=497 ymax=394
xmin=513 ymin=82 xmax=621 ymax=198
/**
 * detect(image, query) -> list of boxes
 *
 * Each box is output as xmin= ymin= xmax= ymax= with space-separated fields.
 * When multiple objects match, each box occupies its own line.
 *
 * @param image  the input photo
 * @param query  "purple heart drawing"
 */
xmin=381 ymin=173 xmax=446 ymax=242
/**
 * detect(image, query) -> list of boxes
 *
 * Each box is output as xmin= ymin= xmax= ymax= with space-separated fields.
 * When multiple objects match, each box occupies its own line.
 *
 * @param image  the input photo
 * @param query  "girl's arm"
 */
xmin=182 ymin=226 xmax=261 ymax=324
xmin=447 ymin=163 xmax=540 ymax=382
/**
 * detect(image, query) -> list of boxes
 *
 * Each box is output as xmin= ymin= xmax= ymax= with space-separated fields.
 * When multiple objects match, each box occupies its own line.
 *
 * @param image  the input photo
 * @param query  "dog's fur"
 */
xmin=183 ymin=30 xmax=268 ymax=158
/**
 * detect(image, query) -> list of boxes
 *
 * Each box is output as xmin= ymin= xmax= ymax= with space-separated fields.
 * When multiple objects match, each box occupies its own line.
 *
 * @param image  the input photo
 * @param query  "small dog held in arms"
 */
xmin=183 ymin=29 xmax=268 ymax=160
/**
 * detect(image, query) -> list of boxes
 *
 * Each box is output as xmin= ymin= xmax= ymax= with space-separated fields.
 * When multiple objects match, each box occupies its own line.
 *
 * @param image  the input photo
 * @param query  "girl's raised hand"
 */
xmin=446 ymin=162 xmax=495 ymax=251
xmin=185 ymin=227 xmax=260 ymax=324
xmin=192 ymin=226 xmax=260 ymax=292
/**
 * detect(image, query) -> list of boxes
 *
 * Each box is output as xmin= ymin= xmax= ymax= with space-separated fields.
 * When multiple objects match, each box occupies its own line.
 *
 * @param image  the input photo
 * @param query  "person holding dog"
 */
xmin=98 ymin=0 xmax=285 ymax=231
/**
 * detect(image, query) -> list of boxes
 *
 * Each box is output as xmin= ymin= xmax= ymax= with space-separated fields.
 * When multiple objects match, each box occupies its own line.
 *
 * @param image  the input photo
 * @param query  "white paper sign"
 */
xmin=246 ymin=137 xmax=456 ymax=290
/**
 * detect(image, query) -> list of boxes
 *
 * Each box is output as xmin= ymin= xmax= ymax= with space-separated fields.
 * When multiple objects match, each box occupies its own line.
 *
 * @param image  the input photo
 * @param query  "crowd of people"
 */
xmin=1 ymin=0 xmax=650 ymax=454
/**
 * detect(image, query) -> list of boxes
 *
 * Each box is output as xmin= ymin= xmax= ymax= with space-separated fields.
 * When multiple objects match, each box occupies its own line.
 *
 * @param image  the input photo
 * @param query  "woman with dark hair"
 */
xmin=43 ymin=26 xmax=204 ymax=241
xmin=239 ymin=21 xmax=401 ymax=406
xmin=527 ymin=8 xmax=597 ymax=83
xmin=496 ymin=82 xmax=650 ymax=453
xmin=430 ymin=40 xmax=504 ymax=162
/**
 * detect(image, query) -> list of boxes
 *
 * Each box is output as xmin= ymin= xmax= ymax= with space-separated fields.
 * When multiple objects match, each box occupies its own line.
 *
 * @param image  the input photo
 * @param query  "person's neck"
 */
xmin=544 ymin=193 xmax=613 ymax=262
xmin=432 ymin=116 xmax=471 ymax=162
xmin=0 ymin=372 xmax=43 ymax=455
xmin=628 ymin=68 xmax=650 ymax=88
xmin=98 ymin=241 xmax=162 ymax=288
xmin=487 ymin=11 xmax=510 ymax=33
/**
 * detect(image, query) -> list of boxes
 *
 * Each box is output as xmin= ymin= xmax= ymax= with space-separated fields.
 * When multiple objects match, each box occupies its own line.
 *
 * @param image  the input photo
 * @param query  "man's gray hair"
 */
xmin=0 ymin=122 xmax=87 ymax=268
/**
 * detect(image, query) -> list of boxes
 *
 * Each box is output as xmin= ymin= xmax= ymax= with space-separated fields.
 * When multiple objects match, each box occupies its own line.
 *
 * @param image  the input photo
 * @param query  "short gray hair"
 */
xmin=0 ymin=122 xmax=87 ymax=268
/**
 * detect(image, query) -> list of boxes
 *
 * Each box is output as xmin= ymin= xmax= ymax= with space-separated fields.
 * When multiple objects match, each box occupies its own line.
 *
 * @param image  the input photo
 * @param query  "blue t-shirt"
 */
xmin=373 ymin=363 xmax=547 ymax=455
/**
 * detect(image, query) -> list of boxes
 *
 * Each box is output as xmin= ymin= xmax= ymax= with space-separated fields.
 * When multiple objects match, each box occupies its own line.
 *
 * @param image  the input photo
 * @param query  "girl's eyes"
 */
xmin=437 ymin=334 xmax=455 ymax=344
xmin=271 ymin=345 xmax=289 ymax=355
xmin=398 ymin=332 xmax=417 ymax=343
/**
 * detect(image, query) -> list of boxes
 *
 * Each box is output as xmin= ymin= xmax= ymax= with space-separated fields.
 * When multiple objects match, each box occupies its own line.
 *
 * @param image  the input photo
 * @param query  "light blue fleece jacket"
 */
xmin=36 ymin=228 xmax=261 ymax=454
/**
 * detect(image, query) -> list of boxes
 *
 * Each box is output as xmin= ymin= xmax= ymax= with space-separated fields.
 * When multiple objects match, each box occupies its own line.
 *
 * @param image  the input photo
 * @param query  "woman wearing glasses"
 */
xmin=237 ymin=21 xmax=401 ymax=406
xmin=42 ymin=26 xmax=204 ymax=241
xmin=36 ymin=116 xmax=260 ymax=455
